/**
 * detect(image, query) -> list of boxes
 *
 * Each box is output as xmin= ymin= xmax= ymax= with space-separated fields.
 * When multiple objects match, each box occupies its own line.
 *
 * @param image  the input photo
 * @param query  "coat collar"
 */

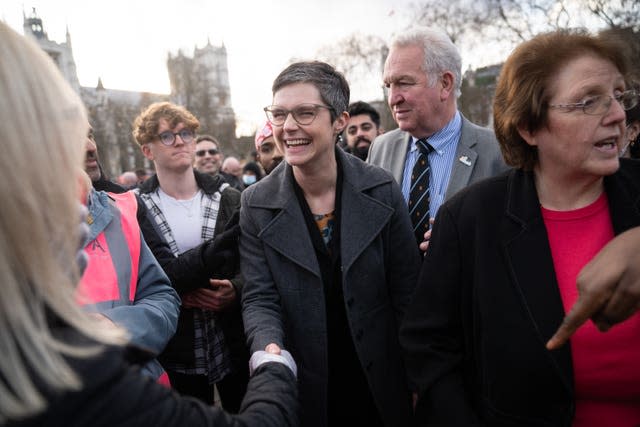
xmin=501 ymin=169 xmax=574 ymax=396
xmin=245 ymin=148 xmax=396 ymax=276
xmin=86 ymin=189 xmax=114 ymax=243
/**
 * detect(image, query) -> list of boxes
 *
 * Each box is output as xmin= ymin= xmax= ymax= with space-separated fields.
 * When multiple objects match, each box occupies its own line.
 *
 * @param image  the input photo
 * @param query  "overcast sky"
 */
xmin=3 ymin=0 xmax=517 ymax=137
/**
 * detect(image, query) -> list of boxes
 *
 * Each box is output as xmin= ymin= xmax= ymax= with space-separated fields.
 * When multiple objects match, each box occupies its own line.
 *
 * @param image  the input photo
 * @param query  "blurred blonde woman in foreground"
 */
xmin=0 ymin=22 xmax=297 ymax=427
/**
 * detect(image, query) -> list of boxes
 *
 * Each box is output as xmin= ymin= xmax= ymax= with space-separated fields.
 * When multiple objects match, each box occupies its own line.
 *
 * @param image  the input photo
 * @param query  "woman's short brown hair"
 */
xmin=132 ymin=101 xmax=199 ymax=146
xmin=493 ymin=29 xmax=630 ymax=170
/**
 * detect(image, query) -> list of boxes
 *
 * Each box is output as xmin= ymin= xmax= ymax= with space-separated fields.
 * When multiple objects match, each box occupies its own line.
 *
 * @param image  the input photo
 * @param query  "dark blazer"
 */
xmin=240 ymin=149 xmax=421 ymax=427
xmin=400 ymin=159 xmax=640 ymax=426
xmin=367 ymin=114 xmax=507 ymax=201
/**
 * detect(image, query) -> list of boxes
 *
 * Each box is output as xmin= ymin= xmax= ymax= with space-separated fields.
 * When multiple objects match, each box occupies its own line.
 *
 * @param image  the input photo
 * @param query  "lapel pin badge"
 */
xmin=459 ymin=155 xmax=472 ymax=166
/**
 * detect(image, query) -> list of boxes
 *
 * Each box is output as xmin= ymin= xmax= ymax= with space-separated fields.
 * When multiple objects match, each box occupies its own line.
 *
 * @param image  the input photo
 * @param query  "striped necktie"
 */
xmin=408 ymin=138 xmax=432 ymax=244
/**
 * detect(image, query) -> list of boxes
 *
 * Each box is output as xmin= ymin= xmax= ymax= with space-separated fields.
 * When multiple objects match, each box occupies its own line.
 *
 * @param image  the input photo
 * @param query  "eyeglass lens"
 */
xmin=159 ymin=129 xmax=194 ymax=145
xmin=265 ymin=104 xmax=323 ymax=126
xmin=589 ymin=91 xmax=639 ymax=115
xmin=620 ymin=91 xmax=639 ymax=110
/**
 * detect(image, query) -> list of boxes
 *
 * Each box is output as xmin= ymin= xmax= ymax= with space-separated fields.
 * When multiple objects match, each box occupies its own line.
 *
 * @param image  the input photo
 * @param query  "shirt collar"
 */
xmin=410 ymin=111 xmax=462 ymax=155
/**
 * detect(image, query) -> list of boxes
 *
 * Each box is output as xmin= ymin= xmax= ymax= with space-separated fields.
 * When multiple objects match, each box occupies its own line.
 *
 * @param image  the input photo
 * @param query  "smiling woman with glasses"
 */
xmin=240 ymin=61 xmax=420 ymax=427
xmin=401 ymin=28 xmax=640 ymax=426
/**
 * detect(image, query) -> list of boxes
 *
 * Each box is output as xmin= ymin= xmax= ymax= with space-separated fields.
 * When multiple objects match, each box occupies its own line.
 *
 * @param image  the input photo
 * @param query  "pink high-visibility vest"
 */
xmin=77 ymin=192 xmax=171 ymax=387
xmin=77 ymin=191 xmax=140 ymax=305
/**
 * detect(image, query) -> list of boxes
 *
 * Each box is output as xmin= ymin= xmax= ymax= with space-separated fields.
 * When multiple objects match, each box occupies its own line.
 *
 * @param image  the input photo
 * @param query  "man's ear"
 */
xmin=141 ymin=144 xmax=154 ymax=160
xmin=439 ymin=71 xmax=455 ymax=101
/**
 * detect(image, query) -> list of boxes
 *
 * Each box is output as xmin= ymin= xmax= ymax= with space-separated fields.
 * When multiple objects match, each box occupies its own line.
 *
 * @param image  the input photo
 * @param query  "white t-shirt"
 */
xmin=154 ymin=188 xmax=203 ymax=254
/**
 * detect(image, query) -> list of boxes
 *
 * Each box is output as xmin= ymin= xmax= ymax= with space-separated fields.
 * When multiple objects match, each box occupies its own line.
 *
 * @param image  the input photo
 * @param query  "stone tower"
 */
xmin=23 ymin=8 xmax=81 ymax=93
xmin=167 ymin=39 xmax=237 ymax=154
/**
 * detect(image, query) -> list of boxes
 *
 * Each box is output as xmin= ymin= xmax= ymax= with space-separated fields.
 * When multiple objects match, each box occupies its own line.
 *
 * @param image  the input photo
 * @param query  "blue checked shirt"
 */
xmin=401 ymin=111 xmax=462 ymax=219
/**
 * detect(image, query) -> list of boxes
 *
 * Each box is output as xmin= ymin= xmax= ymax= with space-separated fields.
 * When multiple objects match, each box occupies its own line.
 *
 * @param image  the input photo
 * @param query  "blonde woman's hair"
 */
xmin=0 ymin=22 xmax=126 ymax=422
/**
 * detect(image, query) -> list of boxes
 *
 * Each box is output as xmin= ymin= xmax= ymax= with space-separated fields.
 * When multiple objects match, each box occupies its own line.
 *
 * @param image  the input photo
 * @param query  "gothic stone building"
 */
xmin=23 ymin=9 xmax=237 ymax=179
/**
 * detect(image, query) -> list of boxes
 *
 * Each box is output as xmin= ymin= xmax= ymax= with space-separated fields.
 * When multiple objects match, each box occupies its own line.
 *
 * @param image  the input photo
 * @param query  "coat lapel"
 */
xmin=501 ymin=170 xmax=574 ymax=395
xmin=391 ymin=132 xmax=411 ymax=184
xmin=339 ymin=152 xmax=395 ymax=272
xmin=246 ymin=163 xmax=321 ymax=278
xmin=445 ymin=117 xmax=478 ymax=200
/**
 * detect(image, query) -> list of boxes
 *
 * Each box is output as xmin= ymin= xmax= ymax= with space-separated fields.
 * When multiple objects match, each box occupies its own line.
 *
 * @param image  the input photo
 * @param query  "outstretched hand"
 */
xmin=547 ymin=227 xmax=640 ymax=350
xmin=265 ymin=343 xmax=281 ymax=354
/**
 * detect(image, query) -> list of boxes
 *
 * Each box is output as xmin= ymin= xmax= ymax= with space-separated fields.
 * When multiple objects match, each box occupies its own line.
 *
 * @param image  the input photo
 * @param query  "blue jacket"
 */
xmin=80 ymin=189 xmax=180 ymax=379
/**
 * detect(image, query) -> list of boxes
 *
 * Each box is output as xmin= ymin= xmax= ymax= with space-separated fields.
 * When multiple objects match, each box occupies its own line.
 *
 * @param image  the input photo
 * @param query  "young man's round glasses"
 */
xmin=264 ymin=103 xmax=335 ymax=127
xmin=548 ymin=89 xmax=639 ymax=116
xmin=157 ymin=129 xmax=195 ymax=146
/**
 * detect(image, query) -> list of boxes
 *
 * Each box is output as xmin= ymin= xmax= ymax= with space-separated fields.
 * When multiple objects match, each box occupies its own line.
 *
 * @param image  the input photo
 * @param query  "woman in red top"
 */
xmin=401 ymin=29 xmax=640 ymax=426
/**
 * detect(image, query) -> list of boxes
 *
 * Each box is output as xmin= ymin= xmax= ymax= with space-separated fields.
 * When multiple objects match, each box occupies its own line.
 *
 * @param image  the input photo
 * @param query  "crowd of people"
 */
xmin=1 ymin=17 xmax=640 ymax=427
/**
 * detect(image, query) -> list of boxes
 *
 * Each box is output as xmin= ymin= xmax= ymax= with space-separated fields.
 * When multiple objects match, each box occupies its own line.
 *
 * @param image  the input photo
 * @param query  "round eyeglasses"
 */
xmin=548 ymin=89 xmax=639 ymax=116
xmin=157 ymin=129 xmax=195 ymax=146
xmin=263 ymin=103 xmax=335 ymax=127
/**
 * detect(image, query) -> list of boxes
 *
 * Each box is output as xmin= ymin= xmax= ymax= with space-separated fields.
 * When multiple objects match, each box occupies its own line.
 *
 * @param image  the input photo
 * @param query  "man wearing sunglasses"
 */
xmin=195 ymin=135 xmax=245 ymax=192
xmin=194 ymin=134 xmax=224 ymax=176
xmin=132 ymin=102 xmax=249 ymax=412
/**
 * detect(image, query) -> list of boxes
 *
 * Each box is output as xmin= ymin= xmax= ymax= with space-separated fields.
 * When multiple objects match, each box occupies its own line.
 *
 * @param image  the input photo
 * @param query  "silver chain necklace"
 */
xmin=158 ymin=188 xmax=201 ymax=217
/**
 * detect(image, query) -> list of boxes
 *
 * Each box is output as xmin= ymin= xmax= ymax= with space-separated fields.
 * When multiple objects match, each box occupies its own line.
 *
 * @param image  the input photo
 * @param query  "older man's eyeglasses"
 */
xmin=157 ymin=129 xmax=195 ymax=146
xmin=549 ymin=90 xmax=639 ymax=116
xmin=264 ymin=103 xmax=335 ymax=127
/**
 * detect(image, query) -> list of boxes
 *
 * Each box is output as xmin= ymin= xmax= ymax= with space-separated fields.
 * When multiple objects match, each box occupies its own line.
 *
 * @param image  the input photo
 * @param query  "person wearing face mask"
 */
xmin=242 ymin=162 xmax=263 ymax=187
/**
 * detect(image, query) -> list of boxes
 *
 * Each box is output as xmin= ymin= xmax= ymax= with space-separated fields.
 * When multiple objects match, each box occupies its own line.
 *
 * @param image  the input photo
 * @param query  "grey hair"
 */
xmin=272 ymin=61 xmax=350 ymax=121
xmin=391 ymin=27 xmax=462 ymax=98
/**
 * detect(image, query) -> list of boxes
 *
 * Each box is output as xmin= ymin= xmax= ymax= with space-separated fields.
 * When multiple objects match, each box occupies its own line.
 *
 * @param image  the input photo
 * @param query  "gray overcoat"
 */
xmin=240 ymin=148 xmax=421 ymax=427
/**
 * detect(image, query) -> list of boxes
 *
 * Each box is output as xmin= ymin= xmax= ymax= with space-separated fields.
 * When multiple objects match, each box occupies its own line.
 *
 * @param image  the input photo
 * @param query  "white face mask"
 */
xmin=242 ymin=174 xmax=257 ymax=185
